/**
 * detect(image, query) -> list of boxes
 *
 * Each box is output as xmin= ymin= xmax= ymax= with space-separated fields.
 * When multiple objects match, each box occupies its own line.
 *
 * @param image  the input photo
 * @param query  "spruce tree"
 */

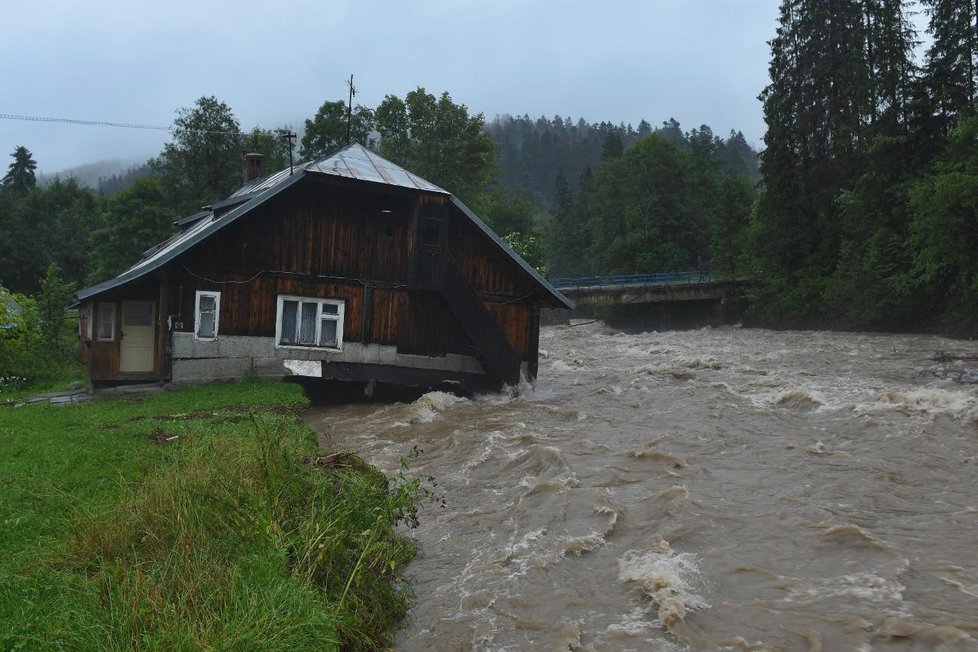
xmin=548 ymin=168 xmax=578 ymax=277
xmin=1 ymin=146 xmax=37 ymax=195
xmin=921 ymin=0 xmax=978 ymax=131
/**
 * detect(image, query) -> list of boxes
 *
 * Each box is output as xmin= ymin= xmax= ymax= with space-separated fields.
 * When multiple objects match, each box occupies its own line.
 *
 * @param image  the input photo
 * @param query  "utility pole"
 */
xmin=281 ymin=130 xmax=296 ymax=174
xmin=346 ymin=74 xmax=355 ymax=145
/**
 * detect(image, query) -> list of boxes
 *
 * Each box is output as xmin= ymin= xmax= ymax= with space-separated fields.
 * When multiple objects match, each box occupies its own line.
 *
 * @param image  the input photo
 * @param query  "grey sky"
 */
xmin=1 ymin=0 xmax=781 ymax=175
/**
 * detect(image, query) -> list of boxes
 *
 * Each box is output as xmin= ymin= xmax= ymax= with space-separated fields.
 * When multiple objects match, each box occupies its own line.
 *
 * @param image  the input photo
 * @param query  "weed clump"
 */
xmin=63 ymin=413 xmax=423 ymax=650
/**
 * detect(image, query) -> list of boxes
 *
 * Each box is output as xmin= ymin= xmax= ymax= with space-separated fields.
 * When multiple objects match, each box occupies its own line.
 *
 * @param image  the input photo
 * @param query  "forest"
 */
xmin=2 ymin=0 xmax=977 ymax=366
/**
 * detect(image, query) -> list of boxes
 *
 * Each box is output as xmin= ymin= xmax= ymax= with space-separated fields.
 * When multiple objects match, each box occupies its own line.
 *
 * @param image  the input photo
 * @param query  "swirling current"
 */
xmin=304 ymin=322 xmax=978 ymax=651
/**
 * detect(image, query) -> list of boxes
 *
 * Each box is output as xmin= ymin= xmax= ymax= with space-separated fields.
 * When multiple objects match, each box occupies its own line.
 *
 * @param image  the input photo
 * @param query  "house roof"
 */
xmin=76 ymin=144 xmax=573 ymax=309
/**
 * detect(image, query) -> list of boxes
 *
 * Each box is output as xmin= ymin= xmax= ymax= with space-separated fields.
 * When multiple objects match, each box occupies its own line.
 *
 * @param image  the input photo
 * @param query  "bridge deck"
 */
xmin=550 ymin=271 xmax=715 ymax=291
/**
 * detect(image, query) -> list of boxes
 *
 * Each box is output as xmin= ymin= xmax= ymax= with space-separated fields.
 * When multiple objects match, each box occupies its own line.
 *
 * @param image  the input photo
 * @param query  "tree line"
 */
xmin=14 ymin=0 xmax=975 ymax=340
xmin=748 ymin=0 xmax=978 ymax=333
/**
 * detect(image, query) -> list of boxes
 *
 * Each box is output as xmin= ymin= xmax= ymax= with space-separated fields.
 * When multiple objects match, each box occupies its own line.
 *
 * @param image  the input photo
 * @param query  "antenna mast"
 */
xmin=346 ymin=74 xmax=355 ymax=145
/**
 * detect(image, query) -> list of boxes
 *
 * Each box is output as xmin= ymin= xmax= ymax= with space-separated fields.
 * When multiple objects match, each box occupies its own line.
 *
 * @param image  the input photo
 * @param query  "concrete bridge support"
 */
xmin=546 ymin=279 xmax=748 ymax=331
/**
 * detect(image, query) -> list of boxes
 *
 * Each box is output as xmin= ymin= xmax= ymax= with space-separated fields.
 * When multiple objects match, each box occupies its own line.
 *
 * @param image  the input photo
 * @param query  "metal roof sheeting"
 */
xmin=304 ymin=144 xmax=446 ymax=192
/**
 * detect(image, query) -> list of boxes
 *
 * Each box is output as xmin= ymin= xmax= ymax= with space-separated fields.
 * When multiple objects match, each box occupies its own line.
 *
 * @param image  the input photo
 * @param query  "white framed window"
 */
xmin=275 ymin=295 xmax=345 ymax=350
xmin=194 ymin=290 xmax=221 ymax=340
xmin=97 ymin=303 xmax=115 ymax=341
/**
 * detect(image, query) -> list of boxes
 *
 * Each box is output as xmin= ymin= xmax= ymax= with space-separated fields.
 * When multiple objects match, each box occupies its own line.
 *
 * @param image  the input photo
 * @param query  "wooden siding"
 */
xmin=88 ymin=176 xmax=547 ymax=384
xmin=369 ymin=288 xmax=399 ymax=345
xmin=166 ymin=181 xmax=534 ymax=361
xmin=447 ymin=208 xmax=535 ymax=299
xmin=187 ymin=184 xmax=414 ymax=284
xmin=396 ymin=290 xmax=472 ymax=357
xmin=484 ymin=301 xmax=533 ymax=360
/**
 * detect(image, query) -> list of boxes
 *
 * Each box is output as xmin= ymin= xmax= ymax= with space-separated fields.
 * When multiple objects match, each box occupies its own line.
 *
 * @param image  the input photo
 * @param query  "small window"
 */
xmin=97 ymin=303 xmax=115 ymax=341
xmin=195 ymin=291 xmax=221 ymax=340
xmin=275 ymin=295 xmax=344 ymax=350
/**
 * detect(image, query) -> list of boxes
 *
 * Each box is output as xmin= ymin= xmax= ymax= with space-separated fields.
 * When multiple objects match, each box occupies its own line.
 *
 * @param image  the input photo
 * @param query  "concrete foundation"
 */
xmin=169 ymin=333 xmax=486 ymax=386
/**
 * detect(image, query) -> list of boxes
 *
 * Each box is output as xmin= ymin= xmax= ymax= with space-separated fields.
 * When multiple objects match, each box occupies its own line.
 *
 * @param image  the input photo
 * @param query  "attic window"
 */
xmin=194 ymin=291 xmax=221 ymax=340
xmin=275 ymin=295 xmax=344 ymax=351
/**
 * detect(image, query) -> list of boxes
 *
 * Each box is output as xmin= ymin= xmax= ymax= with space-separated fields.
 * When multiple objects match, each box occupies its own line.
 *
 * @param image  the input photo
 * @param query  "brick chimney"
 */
xmin=243 ymin=153 xmax=264 ymax=183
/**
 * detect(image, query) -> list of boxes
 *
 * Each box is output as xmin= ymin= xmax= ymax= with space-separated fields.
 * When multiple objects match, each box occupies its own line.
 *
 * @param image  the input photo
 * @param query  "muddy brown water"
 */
xmin=303 ymin=323 xmax=978 ymax=651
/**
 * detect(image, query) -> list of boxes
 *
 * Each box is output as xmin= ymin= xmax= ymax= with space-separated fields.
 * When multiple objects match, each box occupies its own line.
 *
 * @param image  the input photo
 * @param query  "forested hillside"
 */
xmin=487 ymin=115 xmax=759 ymax=206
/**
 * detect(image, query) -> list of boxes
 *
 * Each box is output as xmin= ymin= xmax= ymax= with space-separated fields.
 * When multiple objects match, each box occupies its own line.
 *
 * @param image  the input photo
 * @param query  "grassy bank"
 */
xmin=0 ymin=381 xmax=421 ymax=650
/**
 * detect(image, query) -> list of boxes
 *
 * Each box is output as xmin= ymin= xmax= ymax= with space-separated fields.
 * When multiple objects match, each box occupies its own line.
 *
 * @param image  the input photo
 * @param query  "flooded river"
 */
xmin=304 ymin=323 xmax=978 ymax=651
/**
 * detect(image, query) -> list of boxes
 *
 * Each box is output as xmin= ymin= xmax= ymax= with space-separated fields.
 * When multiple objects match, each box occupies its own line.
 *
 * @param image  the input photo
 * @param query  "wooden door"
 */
xmin=119 ymin=301 xmax=155 ymax=373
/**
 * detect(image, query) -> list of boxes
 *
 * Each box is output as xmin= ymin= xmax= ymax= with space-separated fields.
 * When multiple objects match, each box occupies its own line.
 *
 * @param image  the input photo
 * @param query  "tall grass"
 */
xmin=1 ymin=384 xmax=425 ymax=651
xmin=61 ymin=413 xmax=420 ymax=650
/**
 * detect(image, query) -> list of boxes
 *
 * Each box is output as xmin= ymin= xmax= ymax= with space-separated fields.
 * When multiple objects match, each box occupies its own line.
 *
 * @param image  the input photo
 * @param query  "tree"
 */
xmin=43 ymin=178 xmax=100 ymax=287
xmin=301 ymin=100 xmax=375 ymax=159
xmin=909 ymin=116 xmax=978 ymax=331
xmin=600 ymin=129 xmax=624 ymax=161
xmin=152 ymin=96 xmax=243 ymax=213
xmin=36 ymin=262 xmax=74 ymax=353
xmin=484 ymin=186 xmax=536 ymax=236
xmin=375 ymin=88 xmax=496 ymax=213
xmin=548 ymin=168 xmax=582 ymax=277
xmin=1 ymin=146 xmax=37 ymax=194
xmin=587 ymin=135 xmax=713 ymax=274
xmin=0 ymin=178 xmax=99 ymax=293
xmin=710 ymin=174 xmax=756 ymax=277
xmin=242 ymin=127 xmax=293 ymax=172
xmin=920 ymin=0 xmax=978 ymax=132
xmin=87 ymin=178 xmax=176 ymax=283
xmin=750 ymin=0 xmax=897 ymax=320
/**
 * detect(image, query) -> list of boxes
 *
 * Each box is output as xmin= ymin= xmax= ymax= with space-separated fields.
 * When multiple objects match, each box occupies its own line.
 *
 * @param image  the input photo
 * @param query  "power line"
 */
xmin=0 ymin=112 xmax=172 ymax=131
xmin=0 ymin=112 xmax=246 ymax=136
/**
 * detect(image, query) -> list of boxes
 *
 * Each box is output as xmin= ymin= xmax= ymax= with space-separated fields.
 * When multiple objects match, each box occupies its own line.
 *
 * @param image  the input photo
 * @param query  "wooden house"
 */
xmin=75 ymin=145 xmax=573 ymax=391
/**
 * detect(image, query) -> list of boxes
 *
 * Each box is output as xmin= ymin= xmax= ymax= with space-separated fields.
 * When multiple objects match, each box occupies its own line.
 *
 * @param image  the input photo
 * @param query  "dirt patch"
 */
xmin=149 ymin=427 xmax=179 ymax=444
xmin=301 ymin=452 xmax=355 ymax=469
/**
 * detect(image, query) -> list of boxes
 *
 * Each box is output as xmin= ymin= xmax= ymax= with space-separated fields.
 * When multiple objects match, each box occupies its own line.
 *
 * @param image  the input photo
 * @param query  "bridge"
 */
xmin=547 ymin=272 xmax=748 ymax=328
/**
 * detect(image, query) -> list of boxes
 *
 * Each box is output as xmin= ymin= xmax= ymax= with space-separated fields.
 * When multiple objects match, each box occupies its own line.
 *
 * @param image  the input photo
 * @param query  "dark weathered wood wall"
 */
xmin=165 ymin=178 xmax=538 ymax=364
xmin=87 ymin=175 xmax=546 ymax=383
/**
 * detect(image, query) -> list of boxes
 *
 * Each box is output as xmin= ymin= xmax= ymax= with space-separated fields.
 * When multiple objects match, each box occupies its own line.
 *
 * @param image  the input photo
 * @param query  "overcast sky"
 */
xmin=1 ymin=0 xmax=782 ymax=175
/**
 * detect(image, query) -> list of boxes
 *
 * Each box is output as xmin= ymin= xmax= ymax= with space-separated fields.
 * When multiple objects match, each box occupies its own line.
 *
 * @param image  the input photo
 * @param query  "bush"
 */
xmin=0 ymin=270 xmax=82 ymax=394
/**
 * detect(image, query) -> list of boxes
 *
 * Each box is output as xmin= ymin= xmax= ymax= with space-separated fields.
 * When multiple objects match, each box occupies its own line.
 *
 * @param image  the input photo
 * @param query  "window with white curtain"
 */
xmin=275 ymin=295 xmax=344 ymax=350
xmin=96 ymin=303 xmax=115 ymax=341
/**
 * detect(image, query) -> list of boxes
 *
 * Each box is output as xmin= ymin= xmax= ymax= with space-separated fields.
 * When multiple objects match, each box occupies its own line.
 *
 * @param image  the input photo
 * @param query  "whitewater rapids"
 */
xmin=305 ymin=322 xmax=978 ymax=650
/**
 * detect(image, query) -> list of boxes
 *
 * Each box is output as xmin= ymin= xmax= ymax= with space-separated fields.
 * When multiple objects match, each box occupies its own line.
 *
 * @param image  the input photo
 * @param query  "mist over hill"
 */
xmin=37 ymin=158 xmax=154 ymax=196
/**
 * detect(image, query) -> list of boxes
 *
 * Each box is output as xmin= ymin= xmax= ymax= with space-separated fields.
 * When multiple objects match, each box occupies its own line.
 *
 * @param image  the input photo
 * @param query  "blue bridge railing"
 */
xmin=548 ymin=271 xmax=713 ymax=290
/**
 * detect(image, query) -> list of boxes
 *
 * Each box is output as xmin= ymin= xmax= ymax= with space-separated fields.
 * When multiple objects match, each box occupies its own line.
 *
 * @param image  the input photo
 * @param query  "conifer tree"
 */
xmin=1 ymin=146 xmax=37 ymax=194
xmin=548 ymin=168 xmax=579 ymax=277
xmin=921 ymin=0 xmax=978 ymax=131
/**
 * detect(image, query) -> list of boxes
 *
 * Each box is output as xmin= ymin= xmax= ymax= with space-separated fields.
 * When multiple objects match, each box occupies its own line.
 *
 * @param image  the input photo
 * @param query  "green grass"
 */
xmin=0 ymin=381 xmax=421 ymax=651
